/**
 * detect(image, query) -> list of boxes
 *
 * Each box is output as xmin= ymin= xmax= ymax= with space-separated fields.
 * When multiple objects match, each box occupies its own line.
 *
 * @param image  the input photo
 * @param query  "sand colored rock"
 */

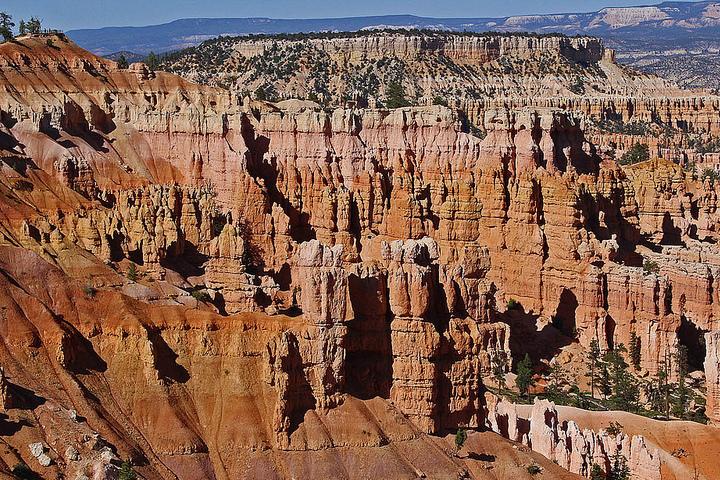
xmin=486 ymin=397 xmax=661 ymax=479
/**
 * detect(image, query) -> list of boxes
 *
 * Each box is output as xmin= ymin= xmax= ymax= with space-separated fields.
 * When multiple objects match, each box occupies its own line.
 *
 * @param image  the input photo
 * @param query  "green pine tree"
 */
xmin=590 ymin=463 xmax=606 ymax=480
xmin=117 ymin=54 xmax=129 ymax=69
xmin=0 ymin=12 xmax=15 ymax=42
xmin=145 ymin=51 xmax=159 ymax=71
xmin=599 ymin=363 xmax=612 ymax=400
xmin=26 ymin=17 xmax=41 ymax=34
xmin=605 ymin=344 xmax=640 ymax=412
xmin=491 ymin=351 xmax=509 ymax=395
xmin=586 ymin=338 xmax=601 ymax=399
xmin=673 ymin=345 xmax=690 ymax=419
xmin=384 ymin=80 xmax=410 ymax=109
xmin=516 ymin=353 xmax=535 ymax=399
xmin=628 ymin=331 xmax=641 ymax=371
xmin=454 ymin=428 xmax=467 ymax=454
xmin=545 ymin=361 xmax=567 ymax=404
xmin=607 ymin=453 xmax=630 ymax=480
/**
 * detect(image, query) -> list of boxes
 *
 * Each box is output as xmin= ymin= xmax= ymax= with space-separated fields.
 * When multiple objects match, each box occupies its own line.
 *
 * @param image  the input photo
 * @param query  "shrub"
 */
xmin=454 ymin=428 xmax=467 ymax=451
xmin=432 ymin=95 xmax=449 ymax=107
xmin=618 ymin=143 xmax=650 ymax=166
xmin=569 ymin=76 xmax=585 ymax=94
xmin=701 ymin=168 xmax=719 ymax=184
xmin=506 ymin=298 xmax=519 ymax=310
xmin=527 ymin=464 xmax=542 ymax=475
xmin=606 ymin=421 xmax=623 ymax=437
xmin=119 ymin=461 xmax=137 ymax=480
xmin=642 ymin=259 xmax=659 ymax=275
xmin=127 ymin=263 xmax=138 ymax=282
xmin=11 ymin=180 xmax=34 ymax=192
xmin=83 ymin=285 xmax=97 ymax=298
xmin=117 ymin=55 xmax=129 ymax=69
xmin=191 ymin=289 xmax=211 ymax=302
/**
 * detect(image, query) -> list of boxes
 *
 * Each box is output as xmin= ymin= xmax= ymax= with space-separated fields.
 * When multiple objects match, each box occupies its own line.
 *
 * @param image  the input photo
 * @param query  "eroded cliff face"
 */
xmin=1 ymin=33 xmax=720 ymax=479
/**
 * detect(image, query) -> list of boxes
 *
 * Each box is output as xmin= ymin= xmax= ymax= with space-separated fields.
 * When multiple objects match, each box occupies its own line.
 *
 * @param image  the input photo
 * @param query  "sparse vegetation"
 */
xmin=618 ymin=143 xmax=650 ymax=166
xmin=605 ymin=421 xmax=623 ymax=437
xmin=119 ymin=460 xmax=137 ymax=480
xmin=701 ymin=168 xmax=719 ymax=184
xmin=454 ymin=428 xmax=467 ymax=452
xmin=526 ymin=464 xmax=542 ymax=475
xmin=516 ymin=353 xmax=535 ymax=399
xmin=642 ymin=259 xmax=659 ymax=275
xmin=190 ymin=289 xmax=211 ymax=302
xmin=506 ymin=298 xmax=519 ymax=310
xmin=117 ymin=54 xmax=129 ymax=69
xmin=127 ymin=263 xmax=138 ymax=282
xmin=0 ymin=12 xmax=15 ymax=42
xmin=83 ymin=284 xmax=97 ymax=298
xmin=598 ymin=119 xmax=651 ymax=136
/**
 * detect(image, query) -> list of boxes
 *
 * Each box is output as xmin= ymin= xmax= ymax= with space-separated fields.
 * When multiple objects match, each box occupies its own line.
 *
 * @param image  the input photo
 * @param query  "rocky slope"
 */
xmin=1 ymin=32 xmax=720 ymax=479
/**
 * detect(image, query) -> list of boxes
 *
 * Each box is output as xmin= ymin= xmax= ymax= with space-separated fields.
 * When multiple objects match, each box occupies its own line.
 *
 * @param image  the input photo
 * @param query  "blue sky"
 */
xmin=2 ymin=0 xmax=698 ymax=31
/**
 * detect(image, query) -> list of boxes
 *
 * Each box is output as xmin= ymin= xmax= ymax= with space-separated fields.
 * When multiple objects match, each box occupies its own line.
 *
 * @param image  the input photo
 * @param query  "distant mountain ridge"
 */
xmin=66 ymin=1 xmax=720 ymax=55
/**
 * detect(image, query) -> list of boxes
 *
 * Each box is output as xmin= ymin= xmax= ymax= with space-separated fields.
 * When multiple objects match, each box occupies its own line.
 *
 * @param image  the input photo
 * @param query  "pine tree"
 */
xmin=516 ymin=353 xmax=535 ymax=399
xmin=117 ymin=55 xmax=129 ymax=69
xmin=590 ymin=463 xmax=606 ymax=480
xmin=454 ymin=428 xmax=467 ymax=455
xmin=628 ymin=331 xmax=641 ymax=370
xmin=673 ymin=345 xmax=690 ymax=419
xmin=491 ymin=351 xmax=509 ymax=395
xmin=18 ymin=20 xmax=26 ymax=35
xmin=26 ymin=17 xmax=41 ymax=34
xmin=607 ymin=453 xmax=630 ymax=480
xmin=0 ymin=12 xmax=15 ymax=42
xmin=599 ymin=363 xmax=612 ymax=400
xmin=127 ymin=263 xmax=138 ymax=282
xmin=586 ymin=338 xmax=601 ymax=399
xmin=605 ymin=344 xmax=640 ymax=412
xmin=385 ymin=80 xmax=410 ymax=108
xmin=545 ymin=361 xmax=567 ymax=404
xmin=145 ymin=51 xmax=159 ymax=71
